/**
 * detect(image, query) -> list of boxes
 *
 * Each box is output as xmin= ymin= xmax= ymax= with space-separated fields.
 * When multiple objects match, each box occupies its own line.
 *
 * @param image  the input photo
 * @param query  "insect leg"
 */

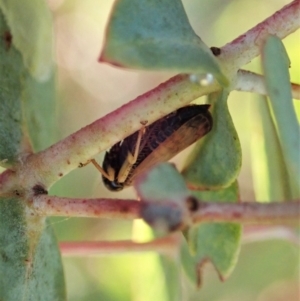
xmin=90 ymin=158 xmax=115 ymax=181
xmin=128 ymin=125 xmax=146 ymax=164
xmin=78 ymin=160 xmax=91 ymax=167
xmin=117 ymin=125 xmax=146 ymax=183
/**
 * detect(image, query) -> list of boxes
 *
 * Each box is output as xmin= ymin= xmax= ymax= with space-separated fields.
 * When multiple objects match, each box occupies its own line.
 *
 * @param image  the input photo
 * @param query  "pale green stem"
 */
xmin=236 ymin=70 xmax=300 ymax=100
xmin=60 ymin=235 xmax=180 ymax=257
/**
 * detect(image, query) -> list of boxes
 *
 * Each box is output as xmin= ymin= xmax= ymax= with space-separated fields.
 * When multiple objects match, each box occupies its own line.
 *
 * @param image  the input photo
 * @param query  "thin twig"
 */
xmin=242 ymin=226 xmax=300 ymax=245
xmin=60 ymin=235 xmax=180 ymax=257
xmin=59 ymin=226 xmax=299 ymax=257
xmin=219 ymin=0 xmax=300 ymax=72
xmin=32 ymin=195 xmax=140 ymax=219
xmin=191 ymin=201 xmax=300 ymax=225
xmin=32 ymin=195 xmax=300 ymax=226
xmin=236 ymin=70 xmax=300 ymax=100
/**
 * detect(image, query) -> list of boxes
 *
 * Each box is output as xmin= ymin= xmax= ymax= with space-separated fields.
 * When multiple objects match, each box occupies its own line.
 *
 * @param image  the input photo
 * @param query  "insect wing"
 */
xmin=126 ymin=110 xmax=212 ymax=185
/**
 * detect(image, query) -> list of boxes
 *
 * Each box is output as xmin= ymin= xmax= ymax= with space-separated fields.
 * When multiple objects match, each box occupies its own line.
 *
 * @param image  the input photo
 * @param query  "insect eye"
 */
xmin=102 ymin=177 xmax=124 ymax=191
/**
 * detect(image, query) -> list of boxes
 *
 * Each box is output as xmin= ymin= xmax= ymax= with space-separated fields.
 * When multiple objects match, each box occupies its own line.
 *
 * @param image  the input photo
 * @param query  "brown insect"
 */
xmin=91 ymin=104 xmax=213 ymax=191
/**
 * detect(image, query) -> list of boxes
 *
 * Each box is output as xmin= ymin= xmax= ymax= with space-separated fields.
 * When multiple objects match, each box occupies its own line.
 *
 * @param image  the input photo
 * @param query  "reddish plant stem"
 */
xmin=33 ymin=195 xmax=300 ymax=225
xmin=191 ymin=201 xmax=300 ymax=225
xmin=60 ymin=235 xmax=180 ymax=257
xmin=32 ymin=195 xmax=140 ymax=219
xmin=219 ymin=0 xmax=300 ymax=72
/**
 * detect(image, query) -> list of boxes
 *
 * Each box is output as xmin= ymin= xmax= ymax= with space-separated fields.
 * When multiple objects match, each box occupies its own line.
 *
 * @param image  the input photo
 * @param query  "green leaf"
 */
xmin=0 ymin=7 xmax=57 ymax=165
xmin=0 ymin=7 xmax=63 ymax=299
xmin=251 ymin=96 xmax=291 ymax=201
xmin=182 ymin=90 xmax=242 ymax=189
xmin=181 ymin=181 xmax=242 ymax=286
xmin=262 ymin=35 xmax=300 ymax=198
xmin=22 ymin=71 xmax=57 ymax=152
xmin=135 ymin=162 xmax=189 ymax=203
xmin=0 ymin=198 xmax=66 ymax=301
xmin=135 ymin=163 xmax=190 ymax=234
xmin=0 ymin=0 xmax=54 ymax=81
xmin=0 ymin=8 xmax=23 ymax=166
xmin=101 ymin=0 xmax=228 ymax=86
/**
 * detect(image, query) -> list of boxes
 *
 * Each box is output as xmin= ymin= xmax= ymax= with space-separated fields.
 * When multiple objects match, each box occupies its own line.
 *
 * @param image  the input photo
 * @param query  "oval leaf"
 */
xmin=0 ymin=9 xmax=23 ymax=166
xmin=0 ymin=0 xmax=54 ymax=81
xmin=182 ymin=90 xmax=242 ymax=189
xmin=135 ymin=163 xmax=190 ymax=233
xmin=100 ymin=0 xmax=228 ymax=86
xmin=0 ymin=198 xmax=65 ymax=301
xmin=181 ymin=181 xmax=242 ymax=286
